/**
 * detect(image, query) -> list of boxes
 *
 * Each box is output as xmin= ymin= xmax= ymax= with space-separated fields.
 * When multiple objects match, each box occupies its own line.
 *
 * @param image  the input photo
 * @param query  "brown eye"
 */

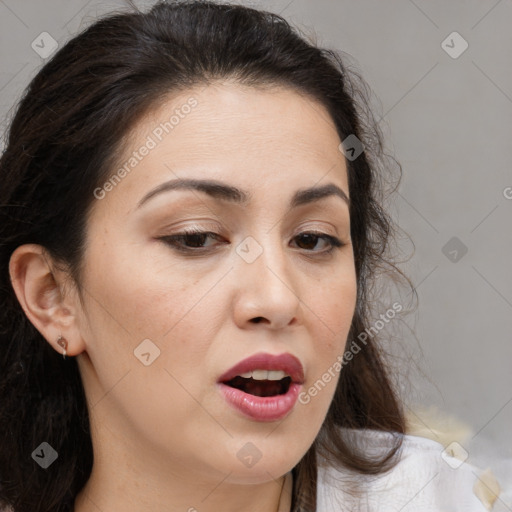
xmin=292 ymin=232 xmax=344 ymax=254
xmin=160 ymin=229 xmax=225 ymax=252
xmin=159 ymin=229 xmax=345 ymax=256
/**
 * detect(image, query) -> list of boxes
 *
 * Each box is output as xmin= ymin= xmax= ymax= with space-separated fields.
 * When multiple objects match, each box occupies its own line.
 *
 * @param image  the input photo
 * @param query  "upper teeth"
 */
xmin=239 ymin=370 xmax=289 ymax=380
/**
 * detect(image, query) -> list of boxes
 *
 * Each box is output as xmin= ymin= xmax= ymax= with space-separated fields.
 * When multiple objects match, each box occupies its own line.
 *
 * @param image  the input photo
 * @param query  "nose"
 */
xmin=231 ymin=237 xmax=303 ymax=330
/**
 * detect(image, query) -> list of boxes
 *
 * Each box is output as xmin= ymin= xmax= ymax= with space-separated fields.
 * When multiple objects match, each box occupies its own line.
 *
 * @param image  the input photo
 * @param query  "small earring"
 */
xmin=56 ymin=335 xmax=67 ymax=359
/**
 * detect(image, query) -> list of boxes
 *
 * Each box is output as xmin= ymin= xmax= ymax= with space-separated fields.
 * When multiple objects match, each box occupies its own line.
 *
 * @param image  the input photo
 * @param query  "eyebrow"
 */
xmin=136 ymin=178 xmax=350 ymax=210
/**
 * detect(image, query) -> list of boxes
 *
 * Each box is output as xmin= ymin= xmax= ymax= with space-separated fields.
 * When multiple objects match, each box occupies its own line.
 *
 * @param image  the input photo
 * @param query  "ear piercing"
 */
xmin=56 ymin=335 xmax=68 ymax=359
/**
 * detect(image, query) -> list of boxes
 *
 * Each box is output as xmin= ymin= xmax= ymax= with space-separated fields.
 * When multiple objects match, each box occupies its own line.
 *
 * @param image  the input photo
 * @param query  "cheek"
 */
xmin=79 ymin=251 xmax=218 ymax=447
xmin=81 ymin=238 xmax=186 ymax=338
xmin=300 ymin=272 xmax=357 ymax=402
xmin=79 ymin=239 xmax=225 ymax=390
xmin=309 ymin=271 xmax=357 ymax=342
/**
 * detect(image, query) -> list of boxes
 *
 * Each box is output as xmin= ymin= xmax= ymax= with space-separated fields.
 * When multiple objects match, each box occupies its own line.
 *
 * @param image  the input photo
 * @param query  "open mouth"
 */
xmin=218 ymin=354 xmax=304 ymax=421
xmin=223 ymin=374 xmax=292 ymax=397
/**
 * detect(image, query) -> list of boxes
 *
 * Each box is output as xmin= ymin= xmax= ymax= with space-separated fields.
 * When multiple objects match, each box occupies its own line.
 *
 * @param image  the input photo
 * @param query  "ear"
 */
xmin=8 ymin=244 xmax=86 ymax=357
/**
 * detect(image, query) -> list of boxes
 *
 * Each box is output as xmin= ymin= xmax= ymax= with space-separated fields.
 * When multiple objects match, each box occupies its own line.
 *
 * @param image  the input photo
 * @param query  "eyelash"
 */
xmin=159 ymin=227 xmax=345 ymax=256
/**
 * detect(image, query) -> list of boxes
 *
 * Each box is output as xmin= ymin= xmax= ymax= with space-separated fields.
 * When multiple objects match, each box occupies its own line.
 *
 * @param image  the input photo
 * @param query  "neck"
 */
xmin=73 ymin=424 xmax=292 ymax=512
xmin=74 ymin=470 xmax=291 ymax=512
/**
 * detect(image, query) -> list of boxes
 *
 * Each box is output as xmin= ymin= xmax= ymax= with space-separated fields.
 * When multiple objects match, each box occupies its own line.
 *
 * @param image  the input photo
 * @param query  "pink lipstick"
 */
xmin=217 ymin=352 xmax=304 ymax=422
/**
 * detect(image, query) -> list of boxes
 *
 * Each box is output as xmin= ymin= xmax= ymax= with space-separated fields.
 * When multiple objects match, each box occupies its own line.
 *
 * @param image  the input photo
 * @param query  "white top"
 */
xmin=316 ymin=429 xmax=495 ymax=511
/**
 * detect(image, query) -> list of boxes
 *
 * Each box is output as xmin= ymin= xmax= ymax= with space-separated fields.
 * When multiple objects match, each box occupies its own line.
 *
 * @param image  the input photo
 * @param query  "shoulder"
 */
xmin=316 ymin=428 xmax=491 ymax=512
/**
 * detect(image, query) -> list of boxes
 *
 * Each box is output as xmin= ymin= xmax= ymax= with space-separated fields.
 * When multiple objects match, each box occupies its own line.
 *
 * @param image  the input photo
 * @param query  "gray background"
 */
xmin=1 ymin=0 xmax=511 ymax=473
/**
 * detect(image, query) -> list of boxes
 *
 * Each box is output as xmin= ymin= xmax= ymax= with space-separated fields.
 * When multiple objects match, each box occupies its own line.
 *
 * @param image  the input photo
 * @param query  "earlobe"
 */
xmin=8 ymin=244 xmax=84 ymax=357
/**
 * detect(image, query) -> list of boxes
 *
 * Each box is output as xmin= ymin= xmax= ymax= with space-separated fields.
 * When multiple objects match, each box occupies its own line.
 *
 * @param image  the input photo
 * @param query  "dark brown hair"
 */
xmin=0 ymin=1 xmax=414 ymax=511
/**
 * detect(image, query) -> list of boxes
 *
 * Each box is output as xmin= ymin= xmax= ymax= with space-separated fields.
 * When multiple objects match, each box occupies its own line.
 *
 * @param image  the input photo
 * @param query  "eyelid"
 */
xmin=293 ymin=220 xmax=342 ymax=238
xmin=159 ymin=221 xmax=222 ymax=234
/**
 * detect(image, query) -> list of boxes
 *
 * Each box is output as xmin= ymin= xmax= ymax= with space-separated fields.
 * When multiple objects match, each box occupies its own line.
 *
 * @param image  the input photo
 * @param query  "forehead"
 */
xmin=95 ymin=81 xmax=349 ymax=214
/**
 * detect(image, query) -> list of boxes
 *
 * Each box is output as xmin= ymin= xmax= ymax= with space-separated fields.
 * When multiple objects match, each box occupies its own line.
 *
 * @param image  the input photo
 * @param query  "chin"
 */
xmin=208 ymin=436 xmax=306 ymax=485
xmin=222 ymin=462 xmax=295 ymax=485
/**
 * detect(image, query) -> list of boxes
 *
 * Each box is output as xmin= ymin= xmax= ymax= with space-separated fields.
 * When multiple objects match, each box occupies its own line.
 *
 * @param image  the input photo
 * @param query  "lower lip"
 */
xmin=218 ymin=382 xmax=302 ymax=422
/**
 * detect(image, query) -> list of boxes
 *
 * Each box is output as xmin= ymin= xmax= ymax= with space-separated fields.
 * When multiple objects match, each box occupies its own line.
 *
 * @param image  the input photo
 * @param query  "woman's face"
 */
xmin=75 ymin=80 xmax=357 ymax=484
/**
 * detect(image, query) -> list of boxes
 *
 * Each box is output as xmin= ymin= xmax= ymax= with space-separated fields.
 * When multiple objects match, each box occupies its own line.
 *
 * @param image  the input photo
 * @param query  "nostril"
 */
xmin=251 ymin=317 xmax=264 ymax=323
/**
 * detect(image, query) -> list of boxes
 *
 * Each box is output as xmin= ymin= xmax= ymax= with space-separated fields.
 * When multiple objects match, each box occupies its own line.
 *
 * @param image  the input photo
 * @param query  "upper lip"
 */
xmin=218 ymin=352 xmax=305 ymax=384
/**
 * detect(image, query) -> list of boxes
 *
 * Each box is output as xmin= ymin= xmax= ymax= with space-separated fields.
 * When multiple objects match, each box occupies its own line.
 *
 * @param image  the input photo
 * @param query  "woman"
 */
xmin=0 ymin=2 xmax=494 ymax=511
